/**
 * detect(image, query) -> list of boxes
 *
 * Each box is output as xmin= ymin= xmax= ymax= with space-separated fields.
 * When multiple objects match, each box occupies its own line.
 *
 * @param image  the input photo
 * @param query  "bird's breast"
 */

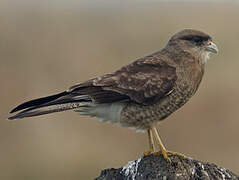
xmin=120 ymin=85 xmax=195 ymax=130
xmin=119 ymin=75 xmax=201 ymax=131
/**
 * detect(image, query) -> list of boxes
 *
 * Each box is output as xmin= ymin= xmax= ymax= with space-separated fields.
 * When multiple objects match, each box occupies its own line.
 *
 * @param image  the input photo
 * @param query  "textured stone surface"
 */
xmin=95 ymin=155 xmax=239 ymax=180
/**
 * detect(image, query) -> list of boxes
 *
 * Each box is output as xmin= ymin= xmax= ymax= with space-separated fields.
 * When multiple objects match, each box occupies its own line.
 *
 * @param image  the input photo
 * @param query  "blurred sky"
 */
xmin=0 ymin=0 xmax=236 ymax=10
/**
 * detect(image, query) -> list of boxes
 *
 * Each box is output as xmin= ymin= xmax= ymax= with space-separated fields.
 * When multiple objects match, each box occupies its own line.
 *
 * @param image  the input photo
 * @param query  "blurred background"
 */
xmin=1 ymin=0 xmax=239 ymax=179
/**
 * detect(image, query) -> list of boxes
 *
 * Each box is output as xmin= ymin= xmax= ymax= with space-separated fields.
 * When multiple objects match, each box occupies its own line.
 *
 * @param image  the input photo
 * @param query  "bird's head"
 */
xmin=167 ymin=29 xmax=218 ymax=64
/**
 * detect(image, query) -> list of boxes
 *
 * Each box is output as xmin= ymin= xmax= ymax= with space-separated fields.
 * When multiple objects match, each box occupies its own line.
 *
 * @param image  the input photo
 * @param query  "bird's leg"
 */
xmin=148 ymin=129 xmax=156 ymax=153
xmin=144 ymin=129 xmax=155 ymax=156
xmin=152 ymin=126 xmax=186 ymax=161
xmin=151 ymin=126 xmax=170 ymax=161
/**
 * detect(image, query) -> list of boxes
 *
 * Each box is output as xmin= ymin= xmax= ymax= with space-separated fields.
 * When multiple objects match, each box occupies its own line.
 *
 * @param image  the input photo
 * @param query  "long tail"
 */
xmin=8 ymin=91 xmax=91 ymax=120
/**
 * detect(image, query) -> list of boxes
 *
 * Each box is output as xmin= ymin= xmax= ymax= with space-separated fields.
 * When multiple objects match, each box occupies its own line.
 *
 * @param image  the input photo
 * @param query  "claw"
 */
xmin=153 ymin=151 xmax=171 ymax=162
xmin=167 ymin=151 xmax=187 ymax=159
xmin=153 ymin=150 xmax=186 ymax=161
xmin=144 ymin=151 xmax=152 ymax=156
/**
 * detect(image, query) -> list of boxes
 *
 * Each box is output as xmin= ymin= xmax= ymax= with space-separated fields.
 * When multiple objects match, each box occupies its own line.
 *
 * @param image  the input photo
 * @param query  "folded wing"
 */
xmin=9 ymin=53 xmax=177 ymax=120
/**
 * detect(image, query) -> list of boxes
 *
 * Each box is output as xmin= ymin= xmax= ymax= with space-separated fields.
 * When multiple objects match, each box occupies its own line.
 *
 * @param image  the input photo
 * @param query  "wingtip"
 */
xmin=8 ymin=115 xmax=17 ymax=120
xmin=9 ymin=91 xmax=69 ymax=114
xmin=9 ymin=103 xmax=24 ymax=113
xmin=8 ymin=111 xmax=22 ymax=120
xmin=9 ymin=108 xmax=17 ymax=114
xmin=8 ymin=112 xmax=25 ymax=120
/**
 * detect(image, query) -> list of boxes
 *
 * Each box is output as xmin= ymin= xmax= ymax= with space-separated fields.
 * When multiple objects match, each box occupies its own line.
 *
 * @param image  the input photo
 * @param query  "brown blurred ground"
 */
xmin=0 ymin=1 xmax=239 ymax=180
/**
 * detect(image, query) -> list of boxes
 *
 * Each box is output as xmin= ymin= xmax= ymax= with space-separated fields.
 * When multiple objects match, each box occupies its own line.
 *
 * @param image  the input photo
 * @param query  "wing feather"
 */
xmin=70 ymin=53 xmax=177 ymax=104
xmin=9 ymin=52 xmax=177 ymax=119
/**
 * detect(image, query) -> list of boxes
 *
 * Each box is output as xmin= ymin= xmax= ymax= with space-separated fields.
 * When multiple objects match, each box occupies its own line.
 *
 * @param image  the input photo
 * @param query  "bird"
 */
xmin=9 ymin=29 xmax=218 ymax=161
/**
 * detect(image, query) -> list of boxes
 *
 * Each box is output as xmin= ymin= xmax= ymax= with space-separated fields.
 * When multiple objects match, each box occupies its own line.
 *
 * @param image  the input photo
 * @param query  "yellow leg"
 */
xmin=151 ymin=126 xmax=186 ymax=161
xmin=148 ymin=129 xmax=155 ymax=153
xmin=151 ymin=126 xmax=170 ymax=161
xmin=144 ymin=129 xmax=155 ymax=156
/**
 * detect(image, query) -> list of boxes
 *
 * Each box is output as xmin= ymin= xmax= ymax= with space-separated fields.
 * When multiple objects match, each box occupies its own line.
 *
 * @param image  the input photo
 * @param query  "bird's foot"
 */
xmin=143 ymin=151 xmax=151 ymax=156
xmin=166 ymin=151 xmax=187 ymax=159
xmin=143 ymin=149 xmax=154 ymax=156
xmin=153 ymin=150 xmax=170 ymax=162
xmin=153 ymin=150 xmax=186 ymax=162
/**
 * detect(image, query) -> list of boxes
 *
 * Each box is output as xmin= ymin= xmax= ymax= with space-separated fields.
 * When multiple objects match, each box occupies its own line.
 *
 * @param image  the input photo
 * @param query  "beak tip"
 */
xmin=206 ymin=42 xmax=218 ymax=54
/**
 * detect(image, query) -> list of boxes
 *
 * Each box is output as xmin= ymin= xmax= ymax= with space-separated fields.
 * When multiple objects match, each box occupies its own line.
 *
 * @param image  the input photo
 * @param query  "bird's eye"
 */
xmin=181 ymin=35 xmax=206 ymax=45
xmin=191 ymin=37 xmax=201 ymax=43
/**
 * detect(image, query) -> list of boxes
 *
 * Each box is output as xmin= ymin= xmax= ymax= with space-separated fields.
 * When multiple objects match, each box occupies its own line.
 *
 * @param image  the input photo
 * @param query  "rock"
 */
xmin=95 ymin=154 xmax=239 ymax=180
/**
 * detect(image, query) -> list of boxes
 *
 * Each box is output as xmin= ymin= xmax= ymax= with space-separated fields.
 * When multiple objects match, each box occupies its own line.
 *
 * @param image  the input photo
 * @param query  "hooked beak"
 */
xmin=205 ymin=41 xmax=218 ymax=54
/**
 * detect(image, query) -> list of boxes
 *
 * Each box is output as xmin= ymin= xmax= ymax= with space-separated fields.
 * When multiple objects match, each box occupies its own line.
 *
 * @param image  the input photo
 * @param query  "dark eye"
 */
xmin=181 ymin=35 xmax=206 ymax=45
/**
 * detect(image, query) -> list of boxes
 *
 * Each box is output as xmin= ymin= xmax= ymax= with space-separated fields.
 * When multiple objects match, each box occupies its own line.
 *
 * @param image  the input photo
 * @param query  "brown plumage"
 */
xmin=9 ymin=29 xmax=218 ymax=161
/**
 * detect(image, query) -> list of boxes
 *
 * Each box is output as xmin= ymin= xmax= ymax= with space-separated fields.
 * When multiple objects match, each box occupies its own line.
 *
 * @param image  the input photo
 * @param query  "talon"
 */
xmin=152 ymin=151 xmax=161 ymax=156
xmin=162 ymin=150 xmax=170 ymax=162
xmin=144 ymin=151 xmax=152 ymax=156
xmin=152 ymin=151 xmax=186 ymax=161
xmin=153 ymin=151 xmax=171 ymax=162
xmin=167 ymin=151 xmax=187 ymax=159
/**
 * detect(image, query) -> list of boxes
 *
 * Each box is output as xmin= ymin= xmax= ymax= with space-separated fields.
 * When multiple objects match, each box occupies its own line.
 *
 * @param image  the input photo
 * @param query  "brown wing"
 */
xmin=69 ymin=53 xmax=177 ymax=104
xmin=9 ymin=52 xmax=177 ymax=119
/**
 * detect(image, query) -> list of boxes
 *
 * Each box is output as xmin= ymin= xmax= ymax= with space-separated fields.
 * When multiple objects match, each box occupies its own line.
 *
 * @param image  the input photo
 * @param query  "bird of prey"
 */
xmin=9 ymin=29 xmax=218 ymax=161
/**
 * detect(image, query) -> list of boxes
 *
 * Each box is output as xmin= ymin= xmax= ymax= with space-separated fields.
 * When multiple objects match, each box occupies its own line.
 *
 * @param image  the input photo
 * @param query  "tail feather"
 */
xmin=8 ymin=102 xmax=90 ymax=120
xmin=10 ymin=91 xmax=69 ymax=113
xmin=8 ymin=91 xmax=92 ymax=120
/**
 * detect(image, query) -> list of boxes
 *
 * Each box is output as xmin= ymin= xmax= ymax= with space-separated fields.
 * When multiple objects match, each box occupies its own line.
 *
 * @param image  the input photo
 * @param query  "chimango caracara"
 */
xmin=9 ymin=29 xmax=218 ymax=161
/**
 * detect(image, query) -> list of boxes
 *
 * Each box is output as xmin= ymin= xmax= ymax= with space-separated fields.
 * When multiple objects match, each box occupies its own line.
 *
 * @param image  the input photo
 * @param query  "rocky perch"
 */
xmin=95 ymin=154 xmax=238 ymax=180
